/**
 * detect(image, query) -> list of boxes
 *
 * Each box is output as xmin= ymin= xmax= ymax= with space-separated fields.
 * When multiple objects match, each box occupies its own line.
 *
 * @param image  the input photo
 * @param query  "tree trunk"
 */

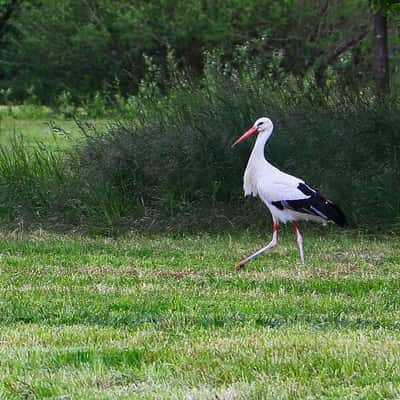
xmin=374 ymin=12 xmax=390 ymax=97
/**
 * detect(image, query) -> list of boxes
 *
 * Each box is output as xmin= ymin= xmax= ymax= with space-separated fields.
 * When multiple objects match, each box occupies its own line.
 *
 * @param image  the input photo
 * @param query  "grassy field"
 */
xmin=0 ymin=109 xmax=107 ymax=148
xmin=0 ymin=229 xmax=399 ymax=399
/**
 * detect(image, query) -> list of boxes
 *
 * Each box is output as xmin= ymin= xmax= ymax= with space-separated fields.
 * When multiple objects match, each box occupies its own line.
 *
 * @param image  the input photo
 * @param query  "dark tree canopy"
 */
xmin=0 ymin=0 xmax=398 ymax=103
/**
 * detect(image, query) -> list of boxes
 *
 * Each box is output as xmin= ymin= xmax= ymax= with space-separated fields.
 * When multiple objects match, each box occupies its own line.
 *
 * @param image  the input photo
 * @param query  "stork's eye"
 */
xmin=257 ymin=122 xmax=264 ymax=127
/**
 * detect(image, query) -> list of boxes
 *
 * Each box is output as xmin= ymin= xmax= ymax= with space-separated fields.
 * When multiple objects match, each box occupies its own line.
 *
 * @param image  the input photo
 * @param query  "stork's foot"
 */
xmin=235 ymin=259 xmax=248 ymax=270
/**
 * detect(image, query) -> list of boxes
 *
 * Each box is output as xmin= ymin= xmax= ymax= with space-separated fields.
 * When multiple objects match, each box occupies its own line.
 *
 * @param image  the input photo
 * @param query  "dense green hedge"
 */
xmin=0 ymin=76 xmax=399 ymax=232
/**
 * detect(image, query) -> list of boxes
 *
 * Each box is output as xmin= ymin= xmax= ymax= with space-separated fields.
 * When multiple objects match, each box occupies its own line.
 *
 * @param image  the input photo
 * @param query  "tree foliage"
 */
xmin=370 ymin=0 xmax=400 ymax=14
xmin=0 ymin=0 xmax=23 ymax=35
xmin=0 ymin=0 xmax=398 ymax=103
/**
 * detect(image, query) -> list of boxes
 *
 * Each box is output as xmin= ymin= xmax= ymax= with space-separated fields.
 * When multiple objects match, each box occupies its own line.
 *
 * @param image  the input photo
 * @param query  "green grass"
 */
xmin=0 ymin=229 xmax=399 ymax=399
xmin=0 ymin=116 xmax=75 ymax=148
xmin=0 ymin=110 xmax=107 ymax=148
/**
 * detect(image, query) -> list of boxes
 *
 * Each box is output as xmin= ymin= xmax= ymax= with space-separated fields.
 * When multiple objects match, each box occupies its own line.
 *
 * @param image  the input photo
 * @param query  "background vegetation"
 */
xmin=0 ymin=0 xmax=399 ymax=104
xmin=0 ymin=0 xmax=398 ymax=233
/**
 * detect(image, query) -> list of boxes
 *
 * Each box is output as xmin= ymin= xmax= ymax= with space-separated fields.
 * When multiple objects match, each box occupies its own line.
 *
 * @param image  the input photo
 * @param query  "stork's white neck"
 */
xmin=248 ymin=130 xmax=272 ymax=164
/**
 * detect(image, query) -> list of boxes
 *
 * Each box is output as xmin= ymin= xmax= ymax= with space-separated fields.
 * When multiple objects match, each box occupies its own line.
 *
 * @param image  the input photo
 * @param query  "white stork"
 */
xmin=232 ymin=117 xmax=347 ymax=269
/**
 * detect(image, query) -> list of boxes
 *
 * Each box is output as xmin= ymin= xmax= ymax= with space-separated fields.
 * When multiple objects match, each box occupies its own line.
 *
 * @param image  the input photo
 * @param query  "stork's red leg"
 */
xmin=293 ymin=222 xmax=305 ymax=263
xmin=235 ymin=223 xmax=279 ymax=270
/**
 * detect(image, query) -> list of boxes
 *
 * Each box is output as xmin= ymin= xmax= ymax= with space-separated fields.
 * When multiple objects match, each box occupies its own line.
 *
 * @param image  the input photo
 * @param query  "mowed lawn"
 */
xmin=0 ymin=230 xmax=399 ymax=399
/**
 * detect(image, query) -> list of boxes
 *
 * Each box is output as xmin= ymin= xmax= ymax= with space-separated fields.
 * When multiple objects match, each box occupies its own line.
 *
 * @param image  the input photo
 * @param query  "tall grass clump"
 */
xmin=0 ymin=135 xmax=66 ymax=224
xmin=0 ymin=74 xmax=399 ymax=232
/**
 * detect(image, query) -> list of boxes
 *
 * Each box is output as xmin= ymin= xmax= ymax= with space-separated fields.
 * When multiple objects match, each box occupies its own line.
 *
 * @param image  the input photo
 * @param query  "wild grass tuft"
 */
xmin=0 ymin=135 xmax=65 ymax=222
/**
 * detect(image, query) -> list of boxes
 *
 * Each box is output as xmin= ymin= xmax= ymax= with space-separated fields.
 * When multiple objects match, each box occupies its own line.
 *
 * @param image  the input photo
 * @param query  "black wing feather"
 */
xmin=272 ymin=183 xmax=347 ymax=227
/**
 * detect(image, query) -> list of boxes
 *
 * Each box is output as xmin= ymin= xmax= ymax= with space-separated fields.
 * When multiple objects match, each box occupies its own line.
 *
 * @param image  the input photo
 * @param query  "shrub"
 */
xmin=0 ymin=75 xmax=399 ymax=232
xmin=72 ymin=77 xmax=400 ymax=232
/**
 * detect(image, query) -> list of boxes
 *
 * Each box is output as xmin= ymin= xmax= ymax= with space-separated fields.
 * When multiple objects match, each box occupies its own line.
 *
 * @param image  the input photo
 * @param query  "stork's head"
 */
xmin=232 ymin=117 xmax=273 ymax=147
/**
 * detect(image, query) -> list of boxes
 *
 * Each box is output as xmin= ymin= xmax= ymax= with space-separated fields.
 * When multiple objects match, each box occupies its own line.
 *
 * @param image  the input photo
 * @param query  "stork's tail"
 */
xmin=273 ymin=184 xmax=348 ymax=227
xmin=297 ymin=182 xmax=348 ymax=227
xmin=322 ymin=200 xmax=348 ymax=227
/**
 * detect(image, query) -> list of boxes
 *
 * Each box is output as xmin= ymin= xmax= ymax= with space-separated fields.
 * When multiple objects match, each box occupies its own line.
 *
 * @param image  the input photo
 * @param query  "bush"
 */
xmin=0 ymin=74 xmax=400 ymax=232
xmin=72 ymin=77 xmax=400 ymax=232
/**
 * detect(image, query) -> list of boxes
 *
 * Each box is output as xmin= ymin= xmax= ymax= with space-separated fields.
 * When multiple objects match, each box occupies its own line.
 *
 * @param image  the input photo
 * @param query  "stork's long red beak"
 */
xmin=232 ymin=127 xmax=258 ymax=147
